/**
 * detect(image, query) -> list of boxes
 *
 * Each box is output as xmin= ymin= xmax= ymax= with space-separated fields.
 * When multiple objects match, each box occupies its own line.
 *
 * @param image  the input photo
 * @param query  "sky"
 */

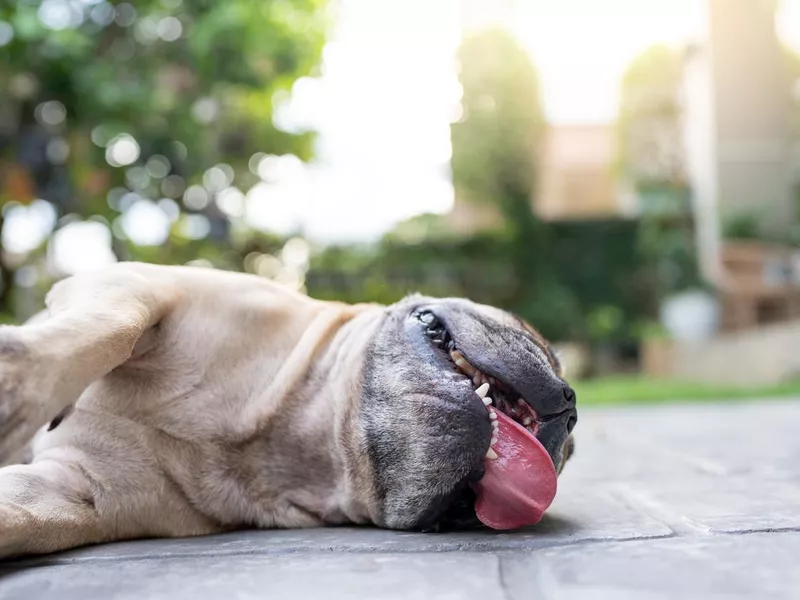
xmin=262 ymin=0 xmax=463 ymax=242
xmin=6 ymin=0 xmax=800 ymax=272
xmin=513 ymin=0 xmax=706 ymax=123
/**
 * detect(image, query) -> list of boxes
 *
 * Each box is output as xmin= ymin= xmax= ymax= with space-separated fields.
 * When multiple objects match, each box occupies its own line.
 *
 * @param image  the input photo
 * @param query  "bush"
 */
xmin=307 ymin=219 xmax=655 ymax=343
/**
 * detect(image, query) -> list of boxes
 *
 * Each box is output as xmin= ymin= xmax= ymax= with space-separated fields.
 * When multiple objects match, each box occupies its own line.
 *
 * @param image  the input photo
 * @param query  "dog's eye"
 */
xmin=414 ymin=311 xmax=453 ymax=349
xmin=414 ymin=310 xmax=437 ymax=326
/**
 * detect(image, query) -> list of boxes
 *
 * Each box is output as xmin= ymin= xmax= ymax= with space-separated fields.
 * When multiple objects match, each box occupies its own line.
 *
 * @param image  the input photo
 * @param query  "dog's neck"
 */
xmin=237 ymin=301 xmax=387 ymax=527
xmin=305 ymin=304 xmax=387 ymax=524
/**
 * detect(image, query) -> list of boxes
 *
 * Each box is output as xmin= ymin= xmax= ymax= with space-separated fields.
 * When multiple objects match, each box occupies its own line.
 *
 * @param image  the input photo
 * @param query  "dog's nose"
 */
xmin=563 ymin=385 xmax=576 ymax=407
xmin=566 ymin=409 xmax=577 ymax=434
xmin=534 ymin=407 xmax=576 ymax=466
xmin=532 ymin=384 xmax=577 ymax=419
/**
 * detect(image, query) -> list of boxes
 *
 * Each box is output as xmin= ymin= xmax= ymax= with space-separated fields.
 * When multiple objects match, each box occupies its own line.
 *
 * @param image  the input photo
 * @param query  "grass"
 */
xmin=572 ymin=375 xmax=800 ymax=406
xmin=0 ymin=312 xmax=17 ymax=325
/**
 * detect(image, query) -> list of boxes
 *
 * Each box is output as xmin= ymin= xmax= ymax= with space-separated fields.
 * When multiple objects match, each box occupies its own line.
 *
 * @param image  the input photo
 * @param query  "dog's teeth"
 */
xmin=490 ymin=436 xmax=498 ymax=446
xmin=475 ymin=383 xmax=490 ymax=398
xmin=491 ymin=422 xmax=499 ymax=431
xmin=473 ymin=373 xmax=483 ymax=386
xmin=451 ymin=351 xmax=477 ymax=376
xmin=455 ymin=359 xmax=476 ymax=376
xmin=489 ymin=410 xmax=497 ymax=421
xmin=517 ymin=399 xmax=525 ymax=406
xmin=482 ymin=397 xmax=493 ymax=406
xmin=523 ymin=417 xmax=532 ymax=426
xmin=485 ymin=447 xmax=498 ymax=460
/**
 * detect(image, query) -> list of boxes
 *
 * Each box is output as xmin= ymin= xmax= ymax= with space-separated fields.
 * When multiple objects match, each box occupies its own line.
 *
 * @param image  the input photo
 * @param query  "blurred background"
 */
xmin=2 ymin=0 xmax=800 ymax=404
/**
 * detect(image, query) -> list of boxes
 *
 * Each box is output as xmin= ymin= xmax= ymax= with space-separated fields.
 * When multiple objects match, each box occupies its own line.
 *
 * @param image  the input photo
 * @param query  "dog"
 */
xmin=0 ymin=262 xmax=576 ymax=559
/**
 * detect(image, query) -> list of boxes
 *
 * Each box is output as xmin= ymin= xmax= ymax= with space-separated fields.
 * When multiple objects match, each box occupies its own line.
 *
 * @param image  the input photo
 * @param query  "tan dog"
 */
xmin=0 ymin=262 xmax=576 ymax=559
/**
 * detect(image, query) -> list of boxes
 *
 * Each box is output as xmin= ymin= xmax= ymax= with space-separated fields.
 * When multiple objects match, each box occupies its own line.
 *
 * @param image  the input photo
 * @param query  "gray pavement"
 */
xmin=2 ymin=399 xmax=799 ymax=600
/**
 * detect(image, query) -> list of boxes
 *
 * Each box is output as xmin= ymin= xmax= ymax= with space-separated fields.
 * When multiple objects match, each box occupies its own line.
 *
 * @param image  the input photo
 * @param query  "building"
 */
xmin=535 ymin=124 xmax=635 ymax=220
xmin=684 ymin=0 xmax=795 ymax=283
xmin=450 ymin=0 xmax=797 ymax=242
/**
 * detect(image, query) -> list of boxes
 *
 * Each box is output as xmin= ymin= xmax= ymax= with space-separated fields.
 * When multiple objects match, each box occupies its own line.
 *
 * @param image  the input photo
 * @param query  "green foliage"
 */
xmin=0 ymin=0 xmax=328 ymax=315
xmin=616 ymin=45 xmax=700 ymax=296
xmin=448 ymin=27 xmax=575 ymax=334
xmin=450 ymin=27 xmax=544 ymax=210
xmin=586 ymin=306 xmax=625 ymax=341
xmin=616 ymin=44 xmax=685 ymax=188
xmin=721 ymin=208 xmax=800 ymax=245
xmin=721 ymin=211 xmax=762 ymax=240
xmin=573 ymin=375 xmax=800 ymax=405
xmin=307 ymin=220 xmax=653 ymax=343
xmin=385 ymin=213 xmax=461 ymax=244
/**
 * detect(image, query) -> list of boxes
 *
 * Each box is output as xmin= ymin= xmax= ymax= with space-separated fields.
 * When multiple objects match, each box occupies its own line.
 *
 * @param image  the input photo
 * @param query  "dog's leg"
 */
xmin=0 ymin=264 xmax=173 ymax=464
xmin=0 ymin=455 xmax=220 ymax=559
xmin=0 ymin=459 xmax=108 ymax=558
xmin=0 ymin=443 xmax=221 ymax=560
xmin=0 ymin=265 xmax=226 ymax=559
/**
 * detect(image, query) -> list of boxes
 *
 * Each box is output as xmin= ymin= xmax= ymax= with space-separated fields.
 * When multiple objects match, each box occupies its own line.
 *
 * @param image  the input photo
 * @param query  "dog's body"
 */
xmin=0 ymin=262 xmax=576 ymax=559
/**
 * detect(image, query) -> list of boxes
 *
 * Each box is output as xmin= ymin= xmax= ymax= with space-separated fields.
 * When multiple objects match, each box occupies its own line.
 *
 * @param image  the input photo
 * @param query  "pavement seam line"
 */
xmin=0 ymin=533 xmax=677 ymax=570
xmin=3 ymin=528 xmax=800 ymax=573
xmin=496 ymin=555 xmax=513 ymax=600
xmin=609 ymin=483 xmax=714 ymax=537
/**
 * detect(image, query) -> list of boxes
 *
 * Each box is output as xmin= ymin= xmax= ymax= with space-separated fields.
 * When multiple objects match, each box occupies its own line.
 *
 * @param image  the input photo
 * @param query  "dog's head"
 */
xmin=359 ymin=295 xmax=576 ymax=531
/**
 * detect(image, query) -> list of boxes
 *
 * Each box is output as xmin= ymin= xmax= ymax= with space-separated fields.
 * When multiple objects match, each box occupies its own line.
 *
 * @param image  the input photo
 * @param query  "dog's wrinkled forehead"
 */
xmin=464 ymin=301 xmax=563 ymax=376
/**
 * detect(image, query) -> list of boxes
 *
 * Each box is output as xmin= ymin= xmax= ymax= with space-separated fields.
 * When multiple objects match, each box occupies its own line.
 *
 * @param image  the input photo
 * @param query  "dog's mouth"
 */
xmin=417 ymin=311 xmax=559 ymax=530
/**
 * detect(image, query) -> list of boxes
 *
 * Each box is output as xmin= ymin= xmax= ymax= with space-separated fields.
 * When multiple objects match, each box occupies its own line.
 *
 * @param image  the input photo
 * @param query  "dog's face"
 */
xmin=360 ymin=295 xmax=577 ymax=531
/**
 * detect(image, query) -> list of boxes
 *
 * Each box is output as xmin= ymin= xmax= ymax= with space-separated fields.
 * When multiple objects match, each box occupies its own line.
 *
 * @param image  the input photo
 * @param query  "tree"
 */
xmin=449 ymin=28 xmax=582 ymax=335
xmin=450 ymin=27 xmax=544 ymax=233
xmin=616 ymin=44 xmax=686 ymax=192
xmin=0 ymin=0 xmax=327 ymax=319
xmin=616 ymin=45 xmax=699 ymax=299
xmin=784 ymin=47 xmax=800 ymax=134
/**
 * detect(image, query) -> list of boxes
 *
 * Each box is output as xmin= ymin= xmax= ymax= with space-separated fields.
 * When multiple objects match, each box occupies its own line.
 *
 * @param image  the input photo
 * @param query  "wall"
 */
xmin=708 ymin=0 xmax=794 ymax=237
xmin=644 ymin=321 xmax=800 ymax=385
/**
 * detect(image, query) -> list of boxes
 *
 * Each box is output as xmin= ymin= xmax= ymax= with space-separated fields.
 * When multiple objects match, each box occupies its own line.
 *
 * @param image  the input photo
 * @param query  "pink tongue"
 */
xmin=472 ymin=410 xmax=557 ymax=530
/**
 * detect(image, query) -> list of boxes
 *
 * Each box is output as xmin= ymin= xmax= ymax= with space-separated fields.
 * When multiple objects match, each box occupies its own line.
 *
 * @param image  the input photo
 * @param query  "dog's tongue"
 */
xmin=472 ymin=410 xmax=557 ymax=530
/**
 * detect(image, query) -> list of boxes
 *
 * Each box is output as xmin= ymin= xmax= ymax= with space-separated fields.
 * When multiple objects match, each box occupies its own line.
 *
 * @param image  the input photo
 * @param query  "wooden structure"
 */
xmin=718 ymin=241 xmax=800 ymax=332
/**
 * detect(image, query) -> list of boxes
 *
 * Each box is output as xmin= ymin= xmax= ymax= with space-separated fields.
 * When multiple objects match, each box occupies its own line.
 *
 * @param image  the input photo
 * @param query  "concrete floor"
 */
xmin=2 ymin=400 xmax=799 ymax=600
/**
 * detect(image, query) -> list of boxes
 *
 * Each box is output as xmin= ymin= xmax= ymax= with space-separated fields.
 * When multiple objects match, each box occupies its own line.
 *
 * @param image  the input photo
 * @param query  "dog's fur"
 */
xmin=0 ymin=262 xmax=575 ymax=559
